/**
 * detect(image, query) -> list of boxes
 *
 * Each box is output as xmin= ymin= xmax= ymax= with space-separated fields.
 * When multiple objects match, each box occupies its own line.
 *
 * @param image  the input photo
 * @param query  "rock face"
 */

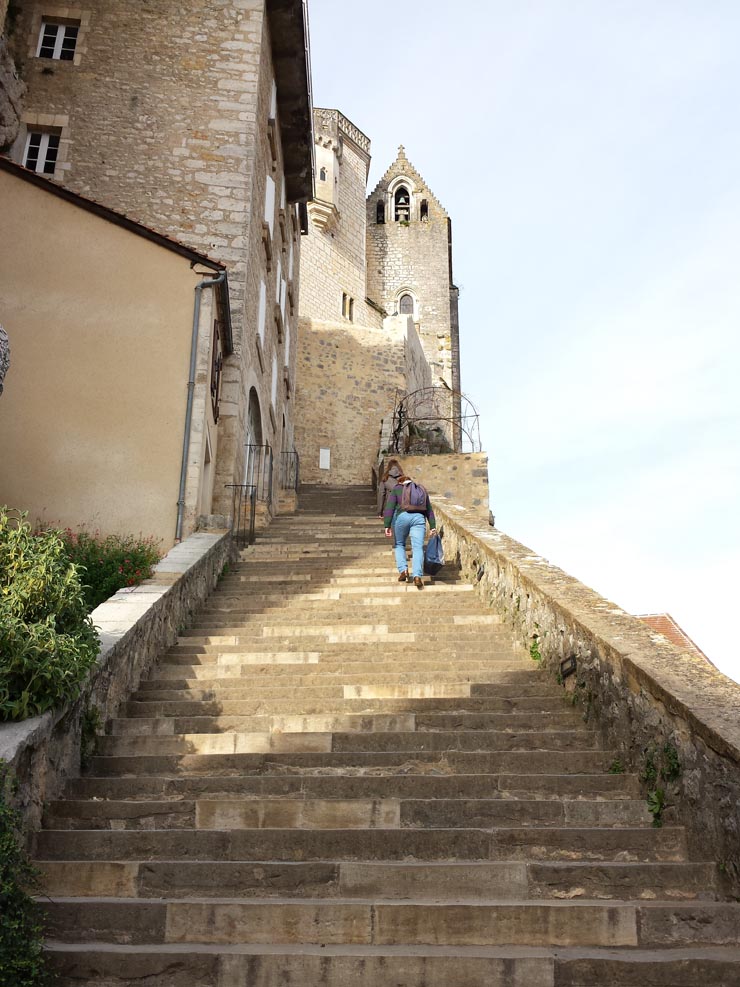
xmin=0 ymin=324 xmax=9 ymax=395
xmin=0 ymin=34 xmax=24 ymax=149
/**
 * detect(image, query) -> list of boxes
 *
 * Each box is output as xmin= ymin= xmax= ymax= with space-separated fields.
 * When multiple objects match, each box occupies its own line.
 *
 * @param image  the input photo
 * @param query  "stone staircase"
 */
xmin=36 ymin=486 xmax=740 ymax=985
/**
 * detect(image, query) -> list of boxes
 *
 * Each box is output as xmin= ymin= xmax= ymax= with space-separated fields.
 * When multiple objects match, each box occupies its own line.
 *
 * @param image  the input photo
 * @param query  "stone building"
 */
xmin=0 ymin=0 xmax=313 ymax=523
xmin=294 ymin=109 xmax=462 ymax=486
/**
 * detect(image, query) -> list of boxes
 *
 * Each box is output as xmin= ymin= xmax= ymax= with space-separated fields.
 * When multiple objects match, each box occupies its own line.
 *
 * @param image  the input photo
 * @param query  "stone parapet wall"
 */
xmin=435 ymin=501 xmax=740 ymax=895
xmin=397 ymin=453 xmax=489 ymax=514
xmin=0 ymin=530 xmax=234 ymax=839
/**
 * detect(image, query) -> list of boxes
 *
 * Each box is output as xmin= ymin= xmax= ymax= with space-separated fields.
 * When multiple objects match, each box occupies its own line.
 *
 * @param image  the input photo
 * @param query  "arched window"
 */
xmin=319 ymin=167 xmax=327 ymax=181
xmin=420 ymin=199 xmax=429 ymax=221
xmin=399 ymin=294 xmax=414 ymax=315
xmin=394 ymin=185 xmax=410 ymax=222
xmin=376 ymin=200 xmax=385 ymax=224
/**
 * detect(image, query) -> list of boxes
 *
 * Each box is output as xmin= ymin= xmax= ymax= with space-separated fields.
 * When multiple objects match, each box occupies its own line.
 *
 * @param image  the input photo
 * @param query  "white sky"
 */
xmin=307 ymin=0 xmax=740 ymax=681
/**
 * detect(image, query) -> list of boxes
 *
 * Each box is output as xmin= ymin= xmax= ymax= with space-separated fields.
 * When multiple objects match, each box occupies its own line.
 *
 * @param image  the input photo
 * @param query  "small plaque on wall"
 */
xmin=319 ymin=448 xmax=331 ymax=470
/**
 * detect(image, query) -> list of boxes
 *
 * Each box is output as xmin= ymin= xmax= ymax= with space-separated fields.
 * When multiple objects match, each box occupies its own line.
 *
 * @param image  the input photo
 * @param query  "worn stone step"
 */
xmin=122 ymin=695 xmax=572 ymax=717
xmin=108 ymin=711 xmax=582 ymax=736
xmin=145 ymin=662 xmax=535 ymax=683
xmin=38 ymin=859 xmax=718 ymax=901
xmin=35 ymin=825 xmax=688 ymax=863
xmin=86 ymin=748 xmax=617 ymax=777
xmin=131 ymin=678 xmax=560 ymax=702
xmin=42 ymin=897 xmax=740 ymax=947
xmin=139 ymin=670 xmax=542 ymax=693
xmin=42 ymin=943 xmax=740 ymax=987
xmin=43 ymin=795 xmax=652 ymax=831
xmin=63 ymin=772 xmax=641 ymax=802
xmin=95 ymin=728 xmax=598 ymax=758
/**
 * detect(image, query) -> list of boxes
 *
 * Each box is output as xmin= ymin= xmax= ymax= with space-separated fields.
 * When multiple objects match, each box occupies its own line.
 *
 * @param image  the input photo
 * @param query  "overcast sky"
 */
xmin=308 ymin=0 xmax=740 ymax=681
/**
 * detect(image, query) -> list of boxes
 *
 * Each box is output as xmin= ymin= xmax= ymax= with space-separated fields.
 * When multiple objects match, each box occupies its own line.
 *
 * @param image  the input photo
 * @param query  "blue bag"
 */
xmin=424 ymin=532 xmax=444 ymax=575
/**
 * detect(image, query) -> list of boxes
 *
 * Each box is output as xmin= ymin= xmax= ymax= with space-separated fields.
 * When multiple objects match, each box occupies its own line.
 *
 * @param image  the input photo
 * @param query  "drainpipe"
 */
xmin=175 ymin=270 xmax=226 ymax=542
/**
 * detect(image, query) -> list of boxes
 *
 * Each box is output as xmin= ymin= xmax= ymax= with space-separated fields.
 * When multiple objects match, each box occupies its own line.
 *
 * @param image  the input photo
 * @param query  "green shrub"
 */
xmin=0 ymin=509 xmax=98 ymax=722
xmin=60 ymin=529 xmax=161 ymax=612
xmin=0 ymin=763 xmax=52 ymax=985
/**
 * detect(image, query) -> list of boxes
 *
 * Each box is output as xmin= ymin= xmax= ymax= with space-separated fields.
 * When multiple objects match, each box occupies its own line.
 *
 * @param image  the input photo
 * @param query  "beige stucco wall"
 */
xmin=0 ymin=170 xmax=215 ymax=550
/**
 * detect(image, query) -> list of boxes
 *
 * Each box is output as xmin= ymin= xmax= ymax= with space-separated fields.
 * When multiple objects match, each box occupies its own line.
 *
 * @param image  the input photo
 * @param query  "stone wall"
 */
xmin=0 ymin=529 xmax=234 ymax=838
xmin=435 ymin=501 xmax=740 ymax=895
xmin=295 ymin=319 xmax=407 ymax=485
xmin=395 ymin=453 xmax=490 ymax=515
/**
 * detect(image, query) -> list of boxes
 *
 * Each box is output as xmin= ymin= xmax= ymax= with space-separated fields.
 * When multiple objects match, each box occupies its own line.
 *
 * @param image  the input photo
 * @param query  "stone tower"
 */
xmin=366 ymin=146 xmax=461 ymax=404
xmin=295 ymin=113 xmax=462 ymax=485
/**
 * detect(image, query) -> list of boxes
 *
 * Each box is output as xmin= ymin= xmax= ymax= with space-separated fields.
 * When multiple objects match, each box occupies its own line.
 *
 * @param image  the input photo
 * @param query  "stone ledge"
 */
xmin=436 ymin=502 xmax=740 ymax=894
xmin=0 ymin=530 xmax=234 ymax=839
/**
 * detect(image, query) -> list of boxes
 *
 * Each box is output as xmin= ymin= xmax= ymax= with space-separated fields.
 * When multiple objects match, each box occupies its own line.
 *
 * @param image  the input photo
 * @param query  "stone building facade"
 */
xmin=295 ymin=109 xmax=461 ymax=486
xmin=0 ymin=0 xmax=313 ymax=519
xmin=366 ymin=146 xmax=461 ymax=399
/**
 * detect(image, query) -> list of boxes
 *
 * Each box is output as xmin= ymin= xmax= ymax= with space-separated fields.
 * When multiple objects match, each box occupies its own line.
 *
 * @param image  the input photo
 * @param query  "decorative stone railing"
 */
xmin=0 ymin=530 xmax=234 ymax=838
xmin=436 ymin=501 xmax=740 ymax=895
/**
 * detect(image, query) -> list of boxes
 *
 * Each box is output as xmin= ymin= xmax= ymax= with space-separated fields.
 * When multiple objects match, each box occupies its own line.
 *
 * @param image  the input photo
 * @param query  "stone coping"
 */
xmin=0 ymin=530 xmax=233 ymax=835
xmin=435 ymin=502 xmax=740 ymax=890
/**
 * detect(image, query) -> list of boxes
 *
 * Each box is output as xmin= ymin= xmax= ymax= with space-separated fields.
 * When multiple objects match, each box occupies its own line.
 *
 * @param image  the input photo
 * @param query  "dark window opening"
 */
xmin=376 ymin=200 xmax=385 ymax=224
xmin=319 ymin=166 xmax=327 ymax=181
xmin=210 ymin=320 xmax=224 ymax=423
xmin=394 ymin=186 xmax=410 ymax=222
xmin=399 ymin=294 xmax=414 ymax=316
xmin=420 ymin=199 xmax=429 ymax=221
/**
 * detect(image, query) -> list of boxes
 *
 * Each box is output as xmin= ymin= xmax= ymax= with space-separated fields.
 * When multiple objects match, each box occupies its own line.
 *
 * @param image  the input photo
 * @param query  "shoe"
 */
xmin=414 ymin=577 xmax=424 ymax=589
xmin=398 ymin=571 xmax=408 ymax=582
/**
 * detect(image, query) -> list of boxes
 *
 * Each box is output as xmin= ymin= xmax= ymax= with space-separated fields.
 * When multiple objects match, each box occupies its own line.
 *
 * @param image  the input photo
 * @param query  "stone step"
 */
xmin=107 ymin=711 xmax=582 ymax=736
xmin=131 ymin=679 xmax=562 ymax=702
xmin=35 ymin=826 xmax=688 ymax=864
xmin=139 ymin=670 xmax=540 ymax=692
xmin=86 ymin=748 xmax=618 ymax=778
xmin=37 ymin=859 xmax=717 ymax=901
xmin=94 ymin=728 xmax=598 ymax=757
xmin=62 ymin=772 xmax=642 ymax=802
xmin=43 ymin=942 xmax=740 ymax=987
xmin=146 ymin=661 xmax=534 ymax=682
xmin=43 ymin=796 xmax=652 ymax=831
xmin=41 ymin=898 xmax=740 ymax=948
xmin=122 ymin=696 xmax=573 ymax=716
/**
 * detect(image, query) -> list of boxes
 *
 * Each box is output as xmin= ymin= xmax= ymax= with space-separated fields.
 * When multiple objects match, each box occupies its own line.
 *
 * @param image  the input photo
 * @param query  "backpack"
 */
xmin=400 ymin=480 xmax=428 ymax=513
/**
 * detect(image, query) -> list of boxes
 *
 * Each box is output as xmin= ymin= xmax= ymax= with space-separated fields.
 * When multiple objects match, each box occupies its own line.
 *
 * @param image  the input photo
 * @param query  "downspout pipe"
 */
xmin=176 ymin=270 xmax=226 ymax=542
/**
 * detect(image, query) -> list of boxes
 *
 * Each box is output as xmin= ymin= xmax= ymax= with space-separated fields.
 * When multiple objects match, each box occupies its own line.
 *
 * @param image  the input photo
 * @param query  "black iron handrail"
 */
xmin=225 ymin=484 xmax=257 ymax=547
xmin=279 ymin=450 xmax=300 ymax=491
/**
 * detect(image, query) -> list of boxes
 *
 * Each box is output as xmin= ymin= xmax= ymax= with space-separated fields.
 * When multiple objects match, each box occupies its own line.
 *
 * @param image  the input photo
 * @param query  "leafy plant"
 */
xmin=0 ymin=762 xmax=53 ymax=985
xmin=0 ymin=509 xmax=99 ymax=722
xmin=529 ymin=636 xmax=542 ymax=662
xmin=59 ymin=529 xmax=161 ymax=611
xmin=642 ymin=743 xmax=681 ymax=827
xmin=608 ymin=759 xmax=625 ymax=774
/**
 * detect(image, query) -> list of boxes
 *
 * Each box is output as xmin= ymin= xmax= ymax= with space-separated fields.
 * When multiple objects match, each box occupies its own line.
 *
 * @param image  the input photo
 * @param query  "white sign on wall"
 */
xmin=319 ymin=448 xmax=331 ymax=470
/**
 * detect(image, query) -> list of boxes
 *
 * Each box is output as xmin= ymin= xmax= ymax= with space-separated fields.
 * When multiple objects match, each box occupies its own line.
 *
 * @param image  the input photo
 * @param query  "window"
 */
xmin=376 ymin=200 xmax=385 ymax=224
xmin=394 ymin=185 xmax=410 ymax=222
xmin=319 ymin=167 xmax=327 ymax=182
xmin=271 ymin=354 xmax=278 ymax=409
xmin=399 ymin=294 xmax=414 ymax=316
xmin=23 ymin=130 xmax=60 ymax=175
xmin=264 ymin=174 xmax=276 ymax=232
xmin=257 ymin=280 xmax=267 ymax=343
xmin=420 ymin=199 xmax=429 ymax=221
xmin=341 ymin=292 xmax=355 ymax=321
xmin=37 ymin=20 xmax=79 ymax=60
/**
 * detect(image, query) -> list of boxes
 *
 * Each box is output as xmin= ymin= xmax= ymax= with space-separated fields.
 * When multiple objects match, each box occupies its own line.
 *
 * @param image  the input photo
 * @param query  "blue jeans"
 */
xmin=393 ymin=511 xmax=427 ymax=578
